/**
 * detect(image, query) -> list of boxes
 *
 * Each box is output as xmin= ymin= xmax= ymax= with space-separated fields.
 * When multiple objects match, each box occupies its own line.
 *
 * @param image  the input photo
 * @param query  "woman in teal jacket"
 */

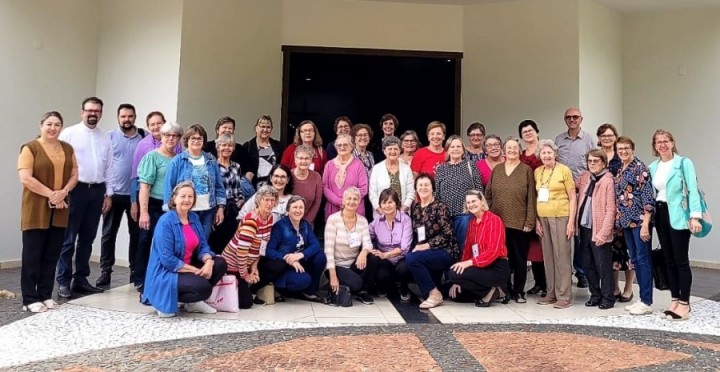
xmin=144 ymin=181 xmax=228 ymax=317
xmin=648 ymin=130 xmax=703 ymax=321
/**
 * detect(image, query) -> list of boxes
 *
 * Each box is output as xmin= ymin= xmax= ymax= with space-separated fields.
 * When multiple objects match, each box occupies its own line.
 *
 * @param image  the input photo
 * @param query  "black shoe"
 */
xmin=619 ymin=292 xmax=634 ymax=303
xmin=253 ymin=296 xmax=266 ymax=305
xmin=576 ymin=277 xmax=589 ymax=288
xmin=476 ymin=289 xmax=500 ymax=307
xmin=599 ymin=302 xmax=615 ymax=310
xmin=539 ymin=289 xmax=547 ymax=298
xmin=356 ymin=292 xmax=374 ymax=305
xmin=57 ymin=286 xmax=72 ymax=299
xmin=514 ymin=293 xmax=527 ymax=304
xmin=585 ymin=298 xmax=600 ymax=307
xmin=71 ymin=279 xmax=104 ymax=294
xmin=527 ymin=286 xmax=543 ymax=295
xmin=274 ymin=294 xmax=286 ymax=303
xmin=135 ymin=283 xmax=144 ymax=294
xmin=95 ymin=272 xmax=111 ymax=287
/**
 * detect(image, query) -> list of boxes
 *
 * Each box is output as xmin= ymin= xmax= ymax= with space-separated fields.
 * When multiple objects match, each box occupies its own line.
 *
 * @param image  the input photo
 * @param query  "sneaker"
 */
xmin=356 ymin=292 xmax=374 ymax=305
xmin=376 ymin=289 xmax=388 ymax=298
xmin=624 ymin=301 xmax=642 ymax=311
xmin=629 ymin=302 xmax=653 ymax=315
xmin=157 ymin=310 xmax=176 ymax=318
xmin=553 ymin=300 xmax=572 ymax=309
xmin=184 ymin=301 xmax=217 ymax=314
xmin=400 ymin=292 xmax=411 ymax=303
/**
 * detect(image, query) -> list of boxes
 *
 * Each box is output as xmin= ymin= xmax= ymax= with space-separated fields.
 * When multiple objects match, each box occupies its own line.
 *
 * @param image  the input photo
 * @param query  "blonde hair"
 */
xmin=444 ymin=135 xmax=465 ymax=161
xmin=652 ymin=129 xmax=678 ymax=157
xmin=465 ymin=189 xmax=489 ymax=213
xmin=168 ymin=181 xmax=196 ymax=210
xmin=426 ymin=121 xmax=446 ymax=136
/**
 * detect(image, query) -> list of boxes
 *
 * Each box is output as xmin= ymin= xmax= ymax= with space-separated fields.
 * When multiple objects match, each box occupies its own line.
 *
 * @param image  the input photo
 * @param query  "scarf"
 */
xmin=579 ymin=169 xmax=607 ymax=229
xmin=334 ymin=156 xmax=353 ymax=189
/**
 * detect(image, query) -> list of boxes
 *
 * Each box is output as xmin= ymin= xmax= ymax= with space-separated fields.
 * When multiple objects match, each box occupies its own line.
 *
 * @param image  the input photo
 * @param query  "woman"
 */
xmin=369 ymin=136 xmax=415 ymax=215
xmin=448 ymin=190 xmax=510 ymax=307
xmin=649 ymin=130 xmax=703 ymax=321
xmin=368 ymin=189 xmax=413 ymax=301
xmin=615 ymin=136 xmax=655 ymax=315
xmin=208 ymin=134 xmax=255 ymax=254
xmin=323 ymin=134 xmax=369 ymax=217
xmin=435 ymin=135 xmax=483 ymax=218
xmin=534 ymin=140 xmax=577 ymax=309
xmin=243 ymin=115 xmax=284 ymax=188
xmin=518 ymin=120 xmax=545 ymax=297
xmin=352 ymin=123 xmax=376 ymax=177
xmin=239 ymin=164 xmax=293 ymax=222
xmin=18 ymin=111 xmax=78 ymax=312
xmin=399 ymin=130 xmax=421 ymax=166
xmin=291 ymin=145 xmax=323 ymax=222
xmin=410 ymin=121 xmax=447 ymax=178
xmin=326 ymin=116 xmax=352 ymax=161
xmin=264 ymin=196 xmax=327 ymax=301
xmin=281 ymin=120 xmax=327 ymax=175
xmin=135 ymin=121 xmax=183 ymax=291
xmin=164 ymin=124 xmax=226 ymax=239
xmin=598 ymin=123 xmax=622 ymax=176
xmin=143 ymin=181 xmax=228 ymax=317
xmin=406 ymin=174 xmax=459 ymax=309
xmin=465 ymin=122 xmax=487 ymax=162
xmin=476 ymin=135 xmax=505 ymax=188
xmin=576 ymin=149 xmax=617 ymax=309
xmin=223 ymin=185 xmax=278 ymax=309
xmin=485 ymin=137 xmax=537 ymax=303
xmin=372 ymin=113 xmax=399 ymax=162
xmin=325 ymin=187 xmax=377 ymax=305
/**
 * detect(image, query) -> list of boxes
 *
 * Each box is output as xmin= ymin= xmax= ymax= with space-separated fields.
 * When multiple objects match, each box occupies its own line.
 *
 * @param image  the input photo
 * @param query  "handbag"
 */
xmin=679 ymin=158 xmax=712 ymax=237
xmin=205 ymin=275 xmax=240 ymax=312
xmin=326 ymin=285 xmax=353 ymax=307
xmin=651 ymin=247 xmax=669 ymax=291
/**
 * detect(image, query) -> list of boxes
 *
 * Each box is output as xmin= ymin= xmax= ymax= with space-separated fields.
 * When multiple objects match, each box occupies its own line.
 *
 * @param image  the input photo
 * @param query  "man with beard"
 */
xmin=56 ymin=97 xmax=114 ymax=298
xmin=96 ymin=104 xmax=146 ymax=288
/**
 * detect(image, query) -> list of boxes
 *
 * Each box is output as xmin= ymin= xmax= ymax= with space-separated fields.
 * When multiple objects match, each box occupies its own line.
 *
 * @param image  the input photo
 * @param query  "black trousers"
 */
xmin=100 ymin=194 xmax=140 ymax=275
xmin=448 ymin=259 xmax=510 ymax=299
xmin=579 ymin=227 xmax=615 ymax=305
xmin=506 ymin=228 xmax=530 ymax=295
xmin=208 ymin=200 xmax=240 ymax=254
xmin=21 ymin=226 xmax=65 ymax=305
xmin=335 ymin=254 xmax=381 ymax=293
xmin=176 ymin=256 xmax=227 ymax=304
xmin=134 ymin=198 xmax=164 ymax=286
xmin=374 ymin=258 xmax=411 ymax=293
xmin=232 ymin=258 xmax=286 ymax=310
xmin=655 ymin=202 xmax=693 ymax=302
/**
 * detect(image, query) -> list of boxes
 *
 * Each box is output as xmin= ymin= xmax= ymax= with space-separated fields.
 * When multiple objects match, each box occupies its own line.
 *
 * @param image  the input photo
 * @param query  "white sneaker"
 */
xmin=629 ymin=302 xmax=653 ymax=315
xmin=624 ymin=301 xmax=641 ymax=311
xmin=42 ymin=299 xmax=59 ymax=310
xmin=184 ymin=301 xmax=217 ymax=314
xmin=157 ymin=310 xmax=176 ymax=318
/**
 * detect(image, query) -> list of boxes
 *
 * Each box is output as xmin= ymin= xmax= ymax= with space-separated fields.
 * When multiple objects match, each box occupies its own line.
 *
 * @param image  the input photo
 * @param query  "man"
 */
xmin=372 ymin=113 xmax=398 ymax=162
xmin=56 ymin=97 xmax=114 ymax=298
xmin=96 ymin=104 xmax=145 ymax=287
xmin=325 ymin=116 xmax=352 ymax=160
xmin=554 ymin=107 xmax=596 ymax=289
xmin=204 ymin=116 xmax=253 ymax=181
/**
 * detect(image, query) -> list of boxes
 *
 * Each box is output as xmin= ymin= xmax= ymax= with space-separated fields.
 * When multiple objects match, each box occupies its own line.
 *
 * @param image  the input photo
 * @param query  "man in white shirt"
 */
xmin=56 ymin=97 xmax=114 ymax=298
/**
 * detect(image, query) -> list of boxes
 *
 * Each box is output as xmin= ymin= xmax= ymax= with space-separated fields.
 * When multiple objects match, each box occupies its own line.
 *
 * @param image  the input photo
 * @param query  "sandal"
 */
xmin=22 ymin=302 xmax=47 ymax=313
xmin=419 ymin=296 xmax=443 ymax=309
xmin=42 ymin=299 xmax=59 ymax=310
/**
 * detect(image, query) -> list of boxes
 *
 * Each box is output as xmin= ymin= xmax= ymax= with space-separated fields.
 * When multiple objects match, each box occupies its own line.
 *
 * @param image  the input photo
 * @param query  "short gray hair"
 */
xmin=286 ymin=195 xmax=306 ymax=211
xmin=160 ymin=121 xmax=183 ymax=137
xmin=334 ymin=134 xmax=352 ymax=149
xmin=342 ymin=186 xmax=361 ymax=202
xmin=254 ymin=185 xmax=279 ymax=207
xmin=382 ymin=136 xmax=401 ymax=151
xmin=294 ymin=144 xmax=314 ymax=158
xmin=504 ymin=136 xmax=522 ymax=150
xmin=536 ymin=139 xmax=558 ymax=158
xmin=215 ymin=133 xmax=235 ymax=148
xmin=483 ymin=134 xmax=503 ymax=152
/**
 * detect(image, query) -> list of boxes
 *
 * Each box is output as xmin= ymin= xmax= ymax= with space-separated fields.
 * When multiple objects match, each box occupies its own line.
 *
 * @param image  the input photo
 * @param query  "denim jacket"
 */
xmin=163 ymin=150 xmax=227 ymax=210
xmin=265 ymin=216 xmax=321 ymax=261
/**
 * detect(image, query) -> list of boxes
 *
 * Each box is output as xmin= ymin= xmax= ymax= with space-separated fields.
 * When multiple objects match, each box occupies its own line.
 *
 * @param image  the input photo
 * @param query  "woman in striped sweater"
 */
xmin=222 ymin=185 xmax=278 ymax=309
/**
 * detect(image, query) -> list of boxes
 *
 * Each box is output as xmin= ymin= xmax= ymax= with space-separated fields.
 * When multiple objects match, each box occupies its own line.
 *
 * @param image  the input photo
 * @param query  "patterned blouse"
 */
xmin=614 ymin=157 xmax=655 ymax=229
xmin=219 ymin=161 xmax=245 ymax=202
xmin=410 ymin=199 xmax=459 ymax=260
xmin=465 ymin=150 xmax=486 ymax=163
xmin=435 ymin=160 xmax=484 ymax=217
xmin=353 ymin=147 xmax=375 ymax=178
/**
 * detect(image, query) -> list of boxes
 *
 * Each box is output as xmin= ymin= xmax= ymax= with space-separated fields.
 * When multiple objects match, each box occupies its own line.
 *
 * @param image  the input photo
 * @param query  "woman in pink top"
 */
xmin=476 ymin=135 xmax=505 ymax=188
xmin=410 ymin=121 xmax=446 ymax=178
xmin=323 ymin=134 xmax=369 ymax=218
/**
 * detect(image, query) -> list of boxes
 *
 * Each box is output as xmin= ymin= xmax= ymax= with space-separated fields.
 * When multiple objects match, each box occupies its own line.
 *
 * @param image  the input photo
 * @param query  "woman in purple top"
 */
xmin=476 ymin=135 xmax=505 ymax=188
xmin=323 ymin=134 xmax=369 ymax=218
xmin=368 ymin=189 xmax=413 ymax=302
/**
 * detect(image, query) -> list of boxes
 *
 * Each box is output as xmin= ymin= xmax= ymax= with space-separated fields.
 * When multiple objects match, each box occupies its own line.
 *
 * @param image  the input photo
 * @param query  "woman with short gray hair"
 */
xmin=369 ymin=136 xmax=415 ymax=214
xmin=476 ymin=135 xmax=505 ymax=188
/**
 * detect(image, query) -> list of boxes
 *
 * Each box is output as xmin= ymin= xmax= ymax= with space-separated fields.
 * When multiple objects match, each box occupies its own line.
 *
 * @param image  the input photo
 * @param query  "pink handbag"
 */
xmin=205 ymin=275 xmax=239 ymax=313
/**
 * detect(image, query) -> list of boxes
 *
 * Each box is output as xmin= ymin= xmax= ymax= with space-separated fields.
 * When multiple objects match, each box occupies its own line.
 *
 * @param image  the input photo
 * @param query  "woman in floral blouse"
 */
xmin=614 ymin=136 xmax=655 ymax=315
xmin=406 ymin=174 xmax=459 ymax=309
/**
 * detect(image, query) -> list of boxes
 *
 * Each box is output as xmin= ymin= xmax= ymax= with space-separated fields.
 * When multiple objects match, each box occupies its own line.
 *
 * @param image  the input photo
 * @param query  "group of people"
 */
xmin=19 ymin=99 xmax=705 ymax=322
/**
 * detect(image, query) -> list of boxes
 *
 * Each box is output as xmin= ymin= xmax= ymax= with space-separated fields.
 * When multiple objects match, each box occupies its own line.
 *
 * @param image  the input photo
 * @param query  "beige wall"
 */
xmin=579 ymin=0 xmax=623 ymax=133
xmin=462 ymin=0 xmax=580 ymax=140
xmin=623 ymin=8 xmax=720 ymax=264
xmin=0 ymin=0 xmax=100 ymax=263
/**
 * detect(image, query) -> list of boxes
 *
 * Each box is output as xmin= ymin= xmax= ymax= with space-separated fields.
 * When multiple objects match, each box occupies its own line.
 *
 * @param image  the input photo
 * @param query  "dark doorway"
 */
xmin=281 ymin=46 xmax=462 ymax=146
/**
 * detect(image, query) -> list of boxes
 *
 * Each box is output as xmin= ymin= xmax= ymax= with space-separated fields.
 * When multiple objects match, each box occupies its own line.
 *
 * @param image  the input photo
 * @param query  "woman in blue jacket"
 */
xmin=143 ymin=181 xmax=228 ymax=317
xmin=648 ymin=130 xmax=703 ymax=321
xmin=263 ymin=195 xmax=327 ymax=301
xmin=164 ymin=124 xmax=226 ymax=240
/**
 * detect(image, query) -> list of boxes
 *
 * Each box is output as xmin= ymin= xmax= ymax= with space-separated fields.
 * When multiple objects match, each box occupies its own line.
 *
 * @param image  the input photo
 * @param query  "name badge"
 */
xmin=348 ymin=232 xmax=361 ymax=248
xmin=259 ymin=240 xmax=268 ymax=256
xmin=472 ymin=243 xmax=479 ymax=258
xmin=538 ymin=186 xmax=550 ymax=203
xmin=417 ymin=226 xmax=426 ymax=242
xmin=309 ymin=163 xmax=315 ymax=171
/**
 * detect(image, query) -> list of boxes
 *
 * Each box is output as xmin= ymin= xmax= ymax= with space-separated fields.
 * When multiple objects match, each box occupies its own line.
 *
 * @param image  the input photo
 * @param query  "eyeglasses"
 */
xmin=402 ymin=139 xmax=416 ymax=144
xmin=616 ymin=147 xmax=632 ymax=152
xmin=564 ymin=115 xmax=581 ymax=121
xmin=188 ymin=136 xmax=204 ymax=142
xmin=355 ymin=133 xmax=369 ymax=138
xmin=587 ymin=159 xmax=604 ymax=164
xmin=469 ymin=133 xmax=484 ymax=138
xmin=162 ymin=133 xmax=180 ymax=139
xmin=485 ymin=143 xmax=501 ymax=149
xmin=300 ymin=129 xmax=315 ymax=134
xmin=521 ymin=130 xmax=536 ymax=135
xmin=336 ymin=143 xmax=351 ymax=148
xmin=599 ymin=134 xmax=616 ymax=139
xmin=272 ymin=174 xmax=288 ymax=180
xmin=655 ymin=140 xmax=671 ymax=145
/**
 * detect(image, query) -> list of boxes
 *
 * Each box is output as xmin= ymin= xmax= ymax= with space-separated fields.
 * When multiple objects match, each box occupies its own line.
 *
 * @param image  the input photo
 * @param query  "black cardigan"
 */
xmin=242 ymin=136 xmax=285 ymax=186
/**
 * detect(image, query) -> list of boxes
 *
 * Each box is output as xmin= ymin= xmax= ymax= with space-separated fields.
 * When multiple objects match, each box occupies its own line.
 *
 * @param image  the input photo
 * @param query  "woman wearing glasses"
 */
xmin=323 ymin=134 xmax=369 ymax=217
xmin=399 ymin=130 xmax=421 ymax=166
xmin=476 ymin=135 xmax=505 ymax=188
xmin=243 ymin=115 xmax=284 ymax=188
xmin=238 ymin=164 xmax=293 ymax=222
xmin=281 ymin=120 xmax=327 ymax=175
xmin=464 ymin=122 xmax=487 ymax=162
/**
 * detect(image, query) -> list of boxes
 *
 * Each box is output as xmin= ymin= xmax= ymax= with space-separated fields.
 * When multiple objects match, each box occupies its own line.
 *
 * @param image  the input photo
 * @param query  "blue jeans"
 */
xmin=194 ymin=208 xmax=216 ymax=241
xmin=624 ymin=226 xmax=654 ymax=305
xmin=406 ymin=248 xmax=454 ymax=298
